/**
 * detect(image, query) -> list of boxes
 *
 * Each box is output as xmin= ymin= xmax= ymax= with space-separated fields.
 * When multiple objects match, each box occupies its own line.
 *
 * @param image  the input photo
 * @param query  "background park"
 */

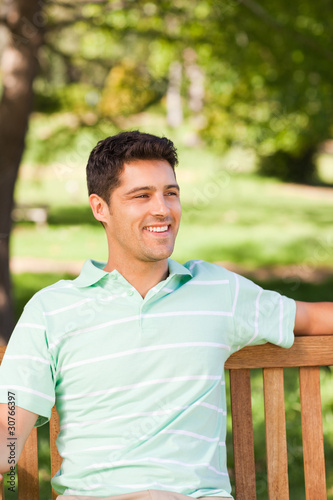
xmin=0 ymin=0 xmax=333 ymax=498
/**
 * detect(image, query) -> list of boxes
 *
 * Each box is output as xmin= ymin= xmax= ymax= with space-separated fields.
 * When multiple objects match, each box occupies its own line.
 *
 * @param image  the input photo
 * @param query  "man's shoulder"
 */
xmin=25 ymin=259 xmax=105 ymax=309
xmin=25 ymin=276 xmax=80 ymax=312
xmin=183 ymin=259 xmax=236 ymax=280
xmin=183 ymin=259 xmax=264 ymax=289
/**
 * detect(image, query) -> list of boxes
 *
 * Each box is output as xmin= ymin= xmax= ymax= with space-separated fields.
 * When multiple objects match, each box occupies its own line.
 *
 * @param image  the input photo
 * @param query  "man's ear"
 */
xmin=89 ymin=194 xmax=110 ymax=224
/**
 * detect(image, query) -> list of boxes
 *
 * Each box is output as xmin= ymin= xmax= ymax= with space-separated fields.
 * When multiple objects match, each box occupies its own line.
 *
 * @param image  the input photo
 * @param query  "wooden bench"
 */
xmin=1 ymin=336 xmax=332 ymax=499
xmin=11 ymin=204 xmax=49 ymax=227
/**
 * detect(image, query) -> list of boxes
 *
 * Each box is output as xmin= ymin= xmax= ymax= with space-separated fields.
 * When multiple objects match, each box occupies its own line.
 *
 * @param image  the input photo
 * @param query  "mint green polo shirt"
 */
xmin=0 ymin=259 xmax=296 ymax=497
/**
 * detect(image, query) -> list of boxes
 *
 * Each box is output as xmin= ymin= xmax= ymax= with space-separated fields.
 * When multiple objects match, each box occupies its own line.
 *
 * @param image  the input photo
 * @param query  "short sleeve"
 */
xmin=0 ymin=301 xmax=56 ymax=427
xmin=229 ymin=272 xmax=296 ymax=353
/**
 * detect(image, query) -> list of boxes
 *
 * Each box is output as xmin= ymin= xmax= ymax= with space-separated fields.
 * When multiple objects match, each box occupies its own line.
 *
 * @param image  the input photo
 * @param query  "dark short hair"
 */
xmin=86 ymin=130 xmax=178 ymax=202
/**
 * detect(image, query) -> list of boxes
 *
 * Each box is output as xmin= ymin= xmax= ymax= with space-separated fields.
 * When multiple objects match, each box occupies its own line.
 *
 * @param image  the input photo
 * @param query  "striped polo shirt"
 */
xmin=0 ymin=259 xmax=296 ymax=497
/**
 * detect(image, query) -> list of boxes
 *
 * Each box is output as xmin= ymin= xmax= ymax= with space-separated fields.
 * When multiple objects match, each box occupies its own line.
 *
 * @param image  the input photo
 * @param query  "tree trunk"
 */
xmin=183 ymin=47 xmax=205 ymax=146
xmin=183 ymin=48 xmax=204 ymax=115
xmin=0 ymin=0 xmax=44 ymax=344
xmin=166 ymin=61 xmax=183 ymax=128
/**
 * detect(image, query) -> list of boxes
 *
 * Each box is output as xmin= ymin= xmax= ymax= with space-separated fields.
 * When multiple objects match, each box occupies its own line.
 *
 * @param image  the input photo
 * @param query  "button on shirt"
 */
xmin=0 ymin=259 xmax=296 ymax=497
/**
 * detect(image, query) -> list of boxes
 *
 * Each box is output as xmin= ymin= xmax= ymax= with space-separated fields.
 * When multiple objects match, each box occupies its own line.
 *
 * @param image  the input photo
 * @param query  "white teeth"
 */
xmin=145 ymin=225 xmax=168 ymax=232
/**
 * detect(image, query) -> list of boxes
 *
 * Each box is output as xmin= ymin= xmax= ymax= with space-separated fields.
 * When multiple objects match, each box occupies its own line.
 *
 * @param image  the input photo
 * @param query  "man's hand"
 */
xmin=295 ymin=301 xmax=333 ymax=336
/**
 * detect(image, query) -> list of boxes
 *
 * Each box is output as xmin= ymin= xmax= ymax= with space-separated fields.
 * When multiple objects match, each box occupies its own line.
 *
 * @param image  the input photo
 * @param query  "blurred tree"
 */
xmin=99 ymin=60 xmax=163 ymax=118
xmin=0 ymin=0 xmax=44 ymax=344
xmin=166 ymin=61 xmax=183 ymax=127
xmin=199 ymin=0 xmax=333 ymax=183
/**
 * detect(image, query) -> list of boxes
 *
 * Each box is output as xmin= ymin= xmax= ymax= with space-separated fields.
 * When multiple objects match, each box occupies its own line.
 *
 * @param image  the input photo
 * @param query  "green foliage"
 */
xmin=26 ymin=0 xmax=333 ymax=185
xmin=258 ymin=148 xmax=317 ymax=183
xmin=198 ymin=0 xmax=333 ymax=182
xmin=99 ymin=61 xmax=165 ymax=117
xmin=35 ymin=83 xmax=100 ymax=114
xmin=22 ymin=116 xmax=117 ymax=167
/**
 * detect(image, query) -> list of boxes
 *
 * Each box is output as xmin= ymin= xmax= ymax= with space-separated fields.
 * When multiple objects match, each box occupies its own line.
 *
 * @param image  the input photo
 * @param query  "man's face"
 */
xmin=100 ymin=159 xmax=181 ymax=266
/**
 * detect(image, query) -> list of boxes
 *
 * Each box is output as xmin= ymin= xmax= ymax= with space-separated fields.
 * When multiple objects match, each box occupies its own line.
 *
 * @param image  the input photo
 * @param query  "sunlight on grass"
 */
xmin=12 ymin=150 xmax=333 ymax=269
xmin=318 ymin=153 xmax=333 ymax=184
xmin=11 ymin=224 xmax=108 ymax=262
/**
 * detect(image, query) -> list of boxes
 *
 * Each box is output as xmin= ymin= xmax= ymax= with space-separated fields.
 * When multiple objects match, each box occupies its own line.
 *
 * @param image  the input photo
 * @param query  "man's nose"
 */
xmin=150 ymin=193 xmax=170 ymax=217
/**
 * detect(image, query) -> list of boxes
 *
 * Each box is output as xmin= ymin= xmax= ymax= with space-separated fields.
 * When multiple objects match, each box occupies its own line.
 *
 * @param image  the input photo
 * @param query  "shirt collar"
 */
xmin=73 ymin=259 xmax=109 ymax=288
xmin=167 ymin=258 xmax=193 ymax=278
xmin=73 ymin=258 xmax=192 ymax=288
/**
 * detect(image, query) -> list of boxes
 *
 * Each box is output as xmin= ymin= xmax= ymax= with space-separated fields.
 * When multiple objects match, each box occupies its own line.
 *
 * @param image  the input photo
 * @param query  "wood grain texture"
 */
xmin=225 ymin=336 xmax=333 ymax=370
xmin=17 ymin=427 xmax=39 ymax=500
xmin=1 ymin=347 xmax=6 ymax=500
xmin=263 ymin=368 xmax=289 ymax=500
xmin=299 ymin=367 xmax=327 ymax=500
xmin=50 ymin=406 xmax=62 ymax=500
xmin=229 ymin=369 xmax=257 ymax=500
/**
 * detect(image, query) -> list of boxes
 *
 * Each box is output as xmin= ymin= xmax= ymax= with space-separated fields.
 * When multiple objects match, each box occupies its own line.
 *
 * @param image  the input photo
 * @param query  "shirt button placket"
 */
xmin=139 ymin=303 xmax=145 ymax=332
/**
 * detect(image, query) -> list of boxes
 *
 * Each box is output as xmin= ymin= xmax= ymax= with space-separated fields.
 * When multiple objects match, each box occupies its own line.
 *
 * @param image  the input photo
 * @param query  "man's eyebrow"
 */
xmin=124 ymin=184 xmax=180 ymax=196
xmin=165 ymin=184 xmax=180 ymax=191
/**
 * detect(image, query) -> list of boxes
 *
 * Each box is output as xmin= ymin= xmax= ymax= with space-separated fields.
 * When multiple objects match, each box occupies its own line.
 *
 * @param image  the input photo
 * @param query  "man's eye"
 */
xmin=135 ymin=194 xmax=149 ymax=198
xmin=166 ymin=191 xmax=178 ymax=196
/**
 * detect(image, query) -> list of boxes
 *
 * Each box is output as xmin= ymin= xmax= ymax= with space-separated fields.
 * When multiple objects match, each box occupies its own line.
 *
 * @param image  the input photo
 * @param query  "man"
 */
xmin=0 ymin=130 xmax=332 ymax=499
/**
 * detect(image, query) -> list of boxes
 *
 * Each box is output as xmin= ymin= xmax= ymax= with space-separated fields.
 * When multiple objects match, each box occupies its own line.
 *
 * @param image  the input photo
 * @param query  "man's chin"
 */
xmin=143 ymin=247 xmax=174 ymax=263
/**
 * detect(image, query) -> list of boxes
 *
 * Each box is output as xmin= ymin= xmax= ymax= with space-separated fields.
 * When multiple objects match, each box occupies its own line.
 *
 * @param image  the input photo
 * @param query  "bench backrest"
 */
xmin=225 ymin=335 xmax=333 ymax=500
xmin=1 ymin=336 xmax=332 ymax=500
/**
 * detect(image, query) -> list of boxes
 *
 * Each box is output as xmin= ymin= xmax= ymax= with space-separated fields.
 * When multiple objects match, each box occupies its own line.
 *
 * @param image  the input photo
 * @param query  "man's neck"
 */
xmin=104 ymin=258 xmax=169 ymax=298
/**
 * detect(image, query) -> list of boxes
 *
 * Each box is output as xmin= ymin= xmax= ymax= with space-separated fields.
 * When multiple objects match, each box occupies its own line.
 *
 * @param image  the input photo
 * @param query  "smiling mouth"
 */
xmin=143 ymin=225 xmax=170 ymax=233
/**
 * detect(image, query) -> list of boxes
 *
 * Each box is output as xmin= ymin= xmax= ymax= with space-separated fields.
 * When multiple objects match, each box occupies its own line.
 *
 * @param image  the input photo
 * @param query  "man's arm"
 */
xmin=0 ymin=404 xmax=38 ymax=478
xmin=295 ymin=301 xmax=333 ymax=336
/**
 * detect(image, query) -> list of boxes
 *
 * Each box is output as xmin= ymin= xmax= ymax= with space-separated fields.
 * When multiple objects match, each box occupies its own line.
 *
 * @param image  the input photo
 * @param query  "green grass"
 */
xmin=13 ymin=110 xmax=333 ymax=269
xmin=12 ymin=164 xmax=333 ymax=269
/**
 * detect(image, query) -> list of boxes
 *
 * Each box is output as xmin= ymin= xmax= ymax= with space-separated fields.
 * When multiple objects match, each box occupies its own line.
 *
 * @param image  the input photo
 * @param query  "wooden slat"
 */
xmin=50 ymin=406 xmax=62 ymax=500
xmin=1 ymin=347 xmax=39 ymax=499
xmin=0 ymin=347 xmax=5 ymax=500
xmin=299 ymin=367 xmax=327 ymax=500
xmin=226 ymin=336 xmax=333 ymax=370
xmin=263 ymin=368 xmax=289 ymax=500
xmin=17 ymin=426 xmax=39 ymax=500
xmin=2 ymin=338 xmax=333 ymax=500
xmin=229 ymin=369 xmax=256 ymax=500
